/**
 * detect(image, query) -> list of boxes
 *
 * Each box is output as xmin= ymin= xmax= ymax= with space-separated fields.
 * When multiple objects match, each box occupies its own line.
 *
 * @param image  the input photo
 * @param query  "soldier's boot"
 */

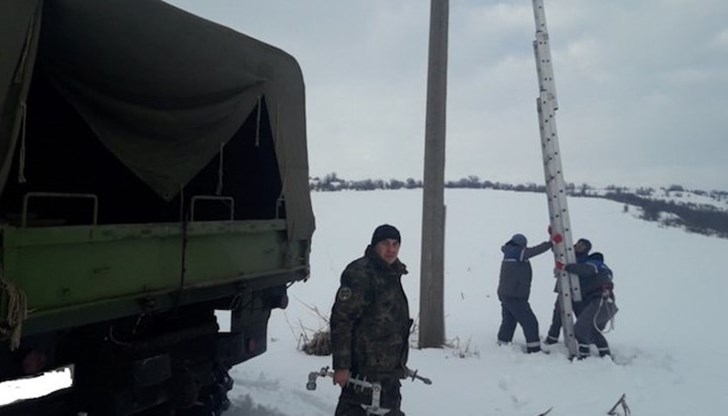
xmin=598 ymin=347 xmax=611 ymax=358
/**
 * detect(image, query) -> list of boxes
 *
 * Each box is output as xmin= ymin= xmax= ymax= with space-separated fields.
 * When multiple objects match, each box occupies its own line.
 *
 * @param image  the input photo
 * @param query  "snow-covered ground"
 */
xmin=225 ymin=188 xmax=728 ymax=415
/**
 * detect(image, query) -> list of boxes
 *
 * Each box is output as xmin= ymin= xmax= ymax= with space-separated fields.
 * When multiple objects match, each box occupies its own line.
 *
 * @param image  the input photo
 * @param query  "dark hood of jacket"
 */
xmin=501 ymin=242 xmax=525 ymax=261
xmin=589 ymin=252 xmax=604 ymax=262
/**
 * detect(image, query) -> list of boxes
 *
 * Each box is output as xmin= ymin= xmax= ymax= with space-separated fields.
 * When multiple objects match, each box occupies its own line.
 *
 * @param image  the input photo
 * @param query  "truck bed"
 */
xmin=1 ymin=219 xmax=309 ymax=337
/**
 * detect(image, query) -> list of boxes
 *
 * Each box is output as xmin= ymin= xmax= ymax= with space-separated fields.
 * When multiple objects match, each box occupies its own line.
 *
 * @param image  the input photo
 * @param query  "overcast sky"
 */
xmin=165 ymin=0 xmax=728 ymax=191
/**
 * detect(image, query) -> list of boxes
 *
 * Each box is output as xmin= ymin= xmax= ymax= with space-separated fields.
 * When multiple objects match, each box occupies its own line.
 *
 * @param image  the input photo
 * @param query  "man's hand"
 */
xmin=555 ymin=261 xmax=565 ymax=271
xmin=333 ymin=369 xmax=351 ymax=387
xmin=548 ymin=225 xmax=563 ymax=244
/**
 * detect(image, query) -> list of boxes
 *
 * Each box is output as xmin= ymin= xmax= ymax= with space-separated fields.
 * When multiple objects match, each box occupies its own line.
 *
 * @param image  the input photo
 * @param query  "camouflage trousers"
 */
xmin=334 ymin=378 xmax=404 ymax=416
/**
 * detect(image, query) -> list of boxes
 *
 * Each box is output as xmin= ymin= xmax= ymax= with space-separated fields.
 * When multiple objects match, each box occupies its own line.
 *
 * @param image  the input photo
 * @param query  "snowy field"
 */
xmin=225 ymin=188 xmax=728 ymax=416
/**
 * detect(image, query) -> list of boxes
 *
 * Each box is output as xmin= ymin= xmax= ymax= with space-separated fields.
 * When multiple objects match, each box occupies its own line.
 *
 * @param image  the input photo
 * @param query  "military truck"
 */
xmin=0 ymin=0 xmax=315 ymax=414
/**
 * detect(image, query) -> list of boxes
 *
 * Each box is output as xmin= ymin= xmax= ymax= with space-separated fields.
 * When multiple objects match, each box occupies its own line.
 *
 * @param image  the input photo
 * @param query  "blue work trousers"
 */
xmin=497 ymin=297 xmax=540 ymax=345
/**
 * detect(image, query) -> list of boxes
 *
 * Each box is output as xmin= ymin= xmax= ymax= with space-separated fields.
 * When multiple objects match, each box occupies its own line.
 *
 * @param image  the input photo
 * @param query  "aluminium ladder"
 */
xmin=531 ymin=0 xmax=581 ymax=358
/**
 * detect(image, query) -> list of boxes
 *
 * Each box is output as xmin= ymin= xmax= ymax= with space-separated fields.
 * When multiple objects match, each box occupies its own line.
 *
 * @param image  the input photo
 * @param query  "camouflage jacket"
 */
xmin=330 ymin=246 xmax=411 ymax=379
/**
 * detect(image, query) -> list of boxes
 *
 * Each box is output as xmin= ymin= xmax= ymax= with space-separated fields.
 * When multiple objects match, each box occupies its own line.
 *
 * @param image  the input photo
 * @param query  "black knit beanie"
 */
xmin=371 ymin=224 xmax=401 ymax=246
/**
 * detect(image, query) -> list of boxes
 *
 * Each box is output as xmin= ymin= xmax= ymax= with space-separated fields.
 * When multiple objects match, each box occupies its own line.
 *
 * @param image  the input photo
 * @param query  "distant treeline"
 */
xmin=310 ymin=174 xmax=728 ymax=239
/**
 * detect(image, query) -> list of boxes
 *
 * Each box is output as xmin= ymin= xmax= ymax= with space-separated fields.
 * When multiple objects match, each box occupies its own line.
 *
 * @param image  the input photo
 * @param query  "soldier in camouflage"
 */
xmin=330 ymin=224 xmax=412 ymax=416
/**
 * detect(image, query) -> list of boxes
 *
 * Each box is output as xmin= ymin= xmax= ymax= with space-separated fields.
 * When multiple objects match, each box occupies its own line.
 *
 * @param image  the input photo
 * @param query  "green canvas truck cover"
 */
xmin=0 ymin=0 xmax=314 ymax=242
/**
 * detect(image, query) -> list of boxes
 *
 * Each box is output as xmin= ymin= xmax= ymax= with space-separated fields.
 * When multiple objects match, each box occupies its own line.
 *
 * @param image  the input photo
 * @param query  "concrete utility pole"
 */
xmin=418 ymin=0 xmax=448 ymax=349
